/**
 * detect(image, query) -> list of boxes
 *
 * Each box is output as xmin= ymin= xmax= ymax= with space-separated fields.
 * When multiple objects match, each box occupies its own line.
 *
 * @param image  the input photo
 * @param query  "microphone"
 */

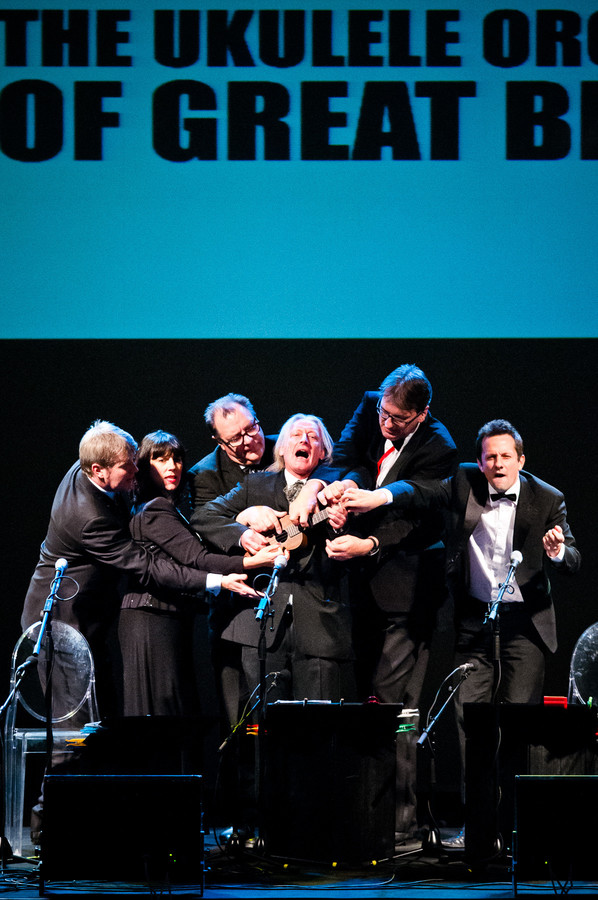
xmin=458 ymin=662 xmax=476 ymax=673
xmin=487 ymin=551 xmax=523 ymax=622
xmin=255 ymin=554 xmax=287 ymax=621
xmin=270 ymin=554 xmax=288 ymax=592
xmin=417 ymin=662 xmax=477 ymax=748
xmin=54 ymin=558 xmax=68 ymax=577
xmin=509 ymin=550 xmax=523 ymax=570
xmin=502 ymin=550 xmax=523 ymax=592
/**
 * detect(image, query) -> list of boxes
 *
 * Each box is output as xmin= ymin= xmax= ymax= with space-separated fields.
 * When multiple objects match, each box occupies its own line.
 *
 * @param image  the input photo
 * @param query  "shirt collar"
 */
xmin=284 ymin=471 xmax=305 ymax=488
xmin=384 ymin=427 xmax=418 ymax=455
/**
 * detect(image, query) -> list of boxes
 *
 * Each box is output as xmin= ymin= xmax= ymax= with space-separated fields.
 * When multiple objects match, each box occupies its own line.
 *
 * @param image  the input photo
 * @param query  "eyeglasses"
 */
xmin=376 ymin=402 xmax=421 ymax=428
xmin=217 ymin=419 xmax=261 ymax=449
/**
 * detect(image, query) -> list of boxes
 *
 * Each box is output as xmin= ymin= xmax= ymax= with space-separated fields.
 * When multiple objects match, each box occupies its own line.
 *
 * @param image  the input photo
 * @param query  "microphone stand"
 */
xmin=253 ymin=569 xmax=281 ymax=854
xmin=36 ymin=568 xmax=68 ymax=777
xmin=485 ymin=559 xmax=518 ymax=703
xmin=417 ymin=666 xmax=473 ymax=856
xmin=479 ymin=558 xmax=520 ymax=861
xmin=0 ymin=567 xmax=64 ymax=866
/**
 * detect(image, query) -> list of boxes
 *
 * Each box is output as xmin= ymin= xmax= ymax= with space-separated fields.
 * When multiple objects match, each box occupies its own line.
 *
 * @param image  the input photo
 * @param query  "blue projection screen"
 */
xmin=1 ymin=0 xmax=596 ymax=338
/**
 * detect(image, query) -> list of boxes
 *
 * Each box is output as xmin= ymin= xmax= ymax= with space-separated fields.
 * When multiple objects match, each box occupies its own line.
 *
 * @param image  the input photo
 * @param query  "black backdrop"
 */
xmin=3 ymin=338 xmax=596 ymax=806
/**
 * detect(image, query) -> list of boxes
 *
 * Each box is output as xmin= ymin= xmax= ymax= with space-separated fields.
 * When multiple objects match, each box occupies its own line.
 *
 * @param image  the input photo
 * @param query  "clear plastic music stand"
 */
xmin=568 ymin=622 xmax=598 ymax=706
xmin=2 ymin=621 xmax=98 ymax=857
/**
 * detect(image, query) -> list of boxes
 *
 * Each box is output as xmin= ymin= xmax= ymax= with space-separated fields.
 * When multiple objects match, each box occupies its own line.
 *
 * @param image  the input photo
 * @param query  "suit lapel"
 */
xmin=275 ymin=471 xmax=289 ymax=508
xmin=463 ymin=469 xmax=488 ymax=538
xmin=219 ymin=448 xmax=243 ymax=483
xmin=513 ymin=473 xmax=533 ymax=553
xmin=380 ymin=420 xmax=426 ymax=484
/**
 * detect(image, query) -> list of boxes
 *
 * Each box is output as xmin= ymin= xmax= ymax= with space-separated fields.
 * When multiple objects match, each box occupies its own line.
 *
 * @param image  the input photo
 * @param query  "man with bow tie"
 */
xmin=342 ymin=417 xmax=581 ymax=849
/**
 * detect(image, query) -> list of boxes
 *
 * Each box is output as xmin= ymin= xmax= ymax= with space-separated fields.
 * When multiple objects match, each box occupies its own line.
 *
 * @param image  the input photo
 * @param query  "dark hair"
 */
xmin=135 ymin=430 xmax=187 ymax=505
xmin=379 ymin=364 xmax=432 ymax=412
xmin=476 ymin=419 xmax=524 ymax=460
xmin=204 ymin=393 xmax=256 ymax=436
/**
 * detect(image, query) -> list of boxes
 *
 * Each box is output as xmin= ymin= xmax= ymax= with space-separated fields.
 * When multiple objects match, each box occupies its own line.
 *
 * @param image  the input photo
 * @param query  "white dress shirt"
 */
xmin=468 ymin=479 xmax=523 ymax=605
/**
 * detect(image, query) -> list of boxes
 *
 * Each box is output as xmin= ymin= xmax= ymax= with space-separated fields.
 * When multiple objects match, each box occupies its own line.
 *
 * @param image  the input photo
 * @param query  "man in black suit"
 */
xmin=21 ymin=419 xmax=253 ymax=718
xmin=187 ymin=393 xmax=277 ymax=845
xmin=292 ymin=365 xmax=458 ymax=842
xmin=193 ymin=413 xmax=353 ymax=704
xmin=193 ymin=413 xmax=352 ymax=846
xmin=187 ymin=393 xmax=276 ymax=509
xmin=187 ymin=393 xmax=277 ymax=719
xmin=343 ymin=418 xmax=581 ymax=846
xmin=21 ymin=419 xmax=259 ymax=845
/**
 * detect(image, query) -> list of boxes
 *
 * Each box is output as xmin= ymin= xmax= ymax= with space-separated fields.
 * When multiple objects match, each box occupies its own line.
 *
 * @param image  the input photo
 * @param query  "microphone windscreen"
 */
xmin=274 ymin=554 xmax=288 ymax=570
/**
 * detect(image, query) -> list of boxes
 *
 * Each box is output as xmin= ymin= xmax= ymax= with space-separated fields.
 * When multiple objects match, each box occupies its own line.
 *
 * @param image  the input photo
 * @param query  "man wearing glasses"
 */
xmin=188 ymin=393 xmax=277 ymax=849
xmin=292 ymin=364 xmax=457 ymax=846
xmin=188 ymin=392 xmax=276 ymax=509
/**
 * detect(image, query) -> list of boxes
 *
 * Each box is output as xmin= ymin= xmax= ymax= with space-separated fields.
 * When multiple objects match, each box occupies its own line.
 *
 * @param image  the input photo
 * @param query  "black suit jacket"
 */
xmin=187 ymin=436 xmax=277 ymax=511
xmin=387 ymin=464 xmax=581 ymax=652
xmin=317 ymin=391 xmax=458 ymax=613
xmin=193 ymin=470 xmax=353 ymax=660
xmin=121 ymin=496 xmax=246 ymax=613
xmin=21 ymin=463 xmax=215 ymax=650
xmin=187 ymin=435 xmax=279 ymax=649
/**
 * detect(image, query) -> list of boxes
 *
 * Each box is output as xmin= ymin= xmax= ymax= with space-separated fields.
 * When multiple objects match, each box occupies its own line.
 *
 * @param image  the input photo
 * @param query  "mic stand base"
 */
xmin=420 ymin=825 xmax=444 ymax=858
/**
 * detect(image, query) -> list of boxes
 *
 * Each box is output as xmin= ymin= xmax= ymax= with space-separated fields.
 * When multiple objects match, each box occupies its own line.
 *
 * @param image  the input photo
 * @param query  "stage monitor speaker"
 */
xmin=513 ymin=775 xmax=598 ymax=883
xmin=261 ymin=701 xmax=400 ymax=864
xmin=464 ymin=703 xmax=598 ymax=866
xmin=40 ymin=775 xmax=203 ymax=889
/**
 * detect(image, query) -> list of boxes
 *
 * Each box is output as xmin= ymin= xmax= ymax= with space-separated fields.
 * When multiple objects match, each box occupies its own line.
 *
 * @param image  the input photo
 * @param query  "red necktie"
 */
xmin=377 ymin=446 xmax=395 ymax=480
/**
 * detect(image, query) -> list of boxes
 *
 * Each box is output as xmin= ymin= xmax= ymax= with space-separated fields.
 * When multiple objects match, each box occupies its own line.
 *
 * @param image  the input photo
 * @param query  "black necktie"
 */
xmin=490 ymin=492 xmax=516 ymax=502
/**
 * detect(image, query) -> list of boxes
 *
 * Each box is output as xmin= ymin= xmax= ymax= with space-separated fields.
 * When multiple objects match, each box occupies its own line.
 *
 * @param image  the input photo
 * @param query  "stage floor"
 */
xmin=1 ymin=826 xmax=597 ymax=899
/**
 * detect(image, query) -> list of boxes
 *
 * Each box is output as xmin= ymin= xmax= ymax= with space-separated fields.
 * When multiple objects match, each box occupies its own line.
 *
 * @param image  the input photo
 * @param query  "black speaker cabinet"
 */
xmin=40 ymin=775 xmax=203 ymax=890
xmin=262 ymin=702 xmax=400 ymax=864
xmin=464 ymin=704 xmax=598 ymax=865
xmin=514 ymin=775 xmax=598 ymax=883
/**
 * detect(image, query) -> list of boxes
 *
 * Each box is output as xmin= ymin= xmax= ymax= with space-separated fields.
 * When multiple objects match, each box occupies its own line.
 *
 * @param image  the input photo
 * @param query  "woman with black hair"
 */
xmin=118 ymin=430 xmax=277 ymax=717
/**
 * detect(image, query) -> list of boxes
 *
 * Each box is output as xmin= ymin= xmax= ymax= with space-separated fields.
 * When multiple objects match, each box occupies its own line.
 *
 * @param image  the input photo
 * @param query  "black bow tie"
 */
xmin=491 ymin=492 xmax=516 ymax=502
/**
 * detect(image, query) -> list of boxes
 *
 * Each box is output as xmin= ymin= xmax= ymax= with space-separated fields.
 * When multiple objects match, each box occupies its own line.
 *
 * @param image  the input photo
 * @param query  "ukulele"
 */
xmin=261 ymin=507 xmax=333 ymax=552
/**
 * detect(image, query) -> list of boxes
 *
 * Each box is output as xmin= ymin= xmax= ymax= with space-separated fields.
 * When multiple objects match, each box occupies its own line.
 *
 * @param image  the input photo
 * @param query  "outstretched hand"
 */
xmin=237 ymin=505 xmax=286 ymax=533
xmin=288 ymin=480 xmax=322 ymax=526
xmin=221 ymin=573 xmax=262 ymax=598
xmin=342 ymin=487 xmax=388 ymax=515
xmin=327 ymin=502 xmax=348 ymax=531
xmin=244 ymin=544 xmax=287 ymax=569
xmin=325 ymin=534 xmax=374 ymax=560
